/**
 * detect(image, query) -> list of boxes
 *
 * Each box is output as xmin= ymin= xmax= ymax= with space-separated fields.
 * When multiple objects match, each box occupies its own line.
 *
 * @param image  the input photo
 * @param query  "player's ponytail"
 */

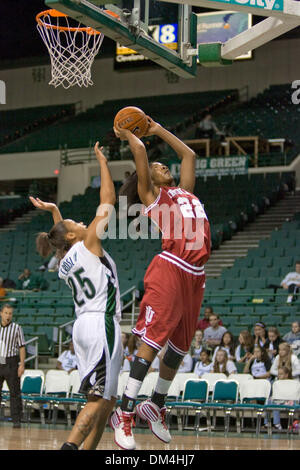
xmin=36 ymin=232 xmax=53 ymax=258
xmin=36 ymin=221 xmax=71 ymax=259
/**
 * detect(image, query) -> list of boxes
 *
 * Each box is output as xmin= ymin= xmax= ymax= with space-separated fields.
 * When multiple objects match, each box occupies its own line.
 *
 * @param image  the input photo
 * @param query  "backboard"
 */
xmin=45 ymin=0 xmax=198 ymax=78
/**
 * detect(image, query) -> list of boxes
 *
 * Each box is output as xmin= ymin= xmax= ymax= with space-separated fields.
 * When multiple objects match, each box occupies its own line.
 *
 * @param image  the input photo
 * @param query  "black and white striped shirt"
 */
xmin=0 ymin=322 xmax=25 ymax=358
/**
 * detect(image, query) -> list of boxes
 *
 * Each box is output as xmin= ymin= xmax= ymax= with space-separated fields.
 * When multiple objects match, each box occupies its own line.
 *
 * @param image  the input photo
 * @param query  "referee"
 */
xmin=0 ymin=303 xmax=25 ymax=428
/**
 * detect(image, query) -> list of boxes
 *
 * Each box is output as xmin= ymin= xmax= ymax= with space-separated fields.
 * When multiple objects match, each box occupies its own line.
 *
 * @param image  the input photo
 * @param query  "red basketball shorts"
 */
xmin=132 ymin=251 xmax=206 ymax=356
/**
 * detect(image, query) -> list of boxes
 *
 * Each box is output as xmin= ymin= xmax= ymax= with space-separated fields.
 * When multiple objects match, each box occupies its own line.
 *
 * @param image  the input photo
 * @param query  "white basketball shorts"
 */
xmin=72 ymin=312 xmax=123 ymax=400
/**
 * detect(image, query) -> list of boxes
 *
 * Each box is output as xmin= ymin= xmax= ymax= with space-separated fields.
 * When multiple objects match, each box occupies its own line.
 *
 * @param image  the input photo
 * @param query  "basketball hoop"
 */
xmin=36 ymin=9 xmax=104 ymax=89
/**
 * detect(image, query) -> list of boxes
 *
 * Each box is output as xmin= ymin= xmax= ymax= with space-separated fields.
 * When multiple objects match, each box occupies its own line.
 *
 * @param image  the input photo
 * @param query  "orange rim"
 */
xmin=36 ymin=8 xmax=120 ymax=35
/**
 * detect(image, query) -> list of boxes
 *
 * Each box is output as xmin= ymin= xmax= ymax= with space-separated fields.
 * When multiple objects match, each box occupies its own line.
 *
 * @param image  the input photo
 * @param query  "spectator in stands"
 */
xmin=264 ymin=366 xmax=293 ymax=431
xmin=0 ymin=278 xmax=6 ymax=298
xmin=235 ymin=330 xmax=254 ymax=370
xmin=211 ymin=349 xmax=237 ymax=376
xmin=190 ymin=330 xmax=205 ymax=366
xmin=197 ymin=306 xmax=223 ymax=331
xmin=177 ymin=352 xmax=193 ymax=373
xmin=148 ymin=345 xmax=167 ymax=373
xmin=38 ymin=255 xmax=59 ymax=272
xmin=283 ymin=321 xmax=300 ymax=345
xmin=56 ymin=341 xmax=78 ymax=374
xmin=280 ymin=261 xmax=300 ymax=303
xmin=123 ymin=171 xmax=131 ymax=183
xmin=121 ymin=335 xmax=141 ymax=372
xmin=195 ymin=113 xmax=220 ymax=139
xmin=243 ymin=345 xmax=271 ymax=379
xmin=253 ymin=322 xmax=268 ymax=348
xmin=2 ymin=277 xmax=16 ymax=289
xmin=194 ymin=349 xmax=213 ymax=377
xmin=270 ymin=342 xmax=300 ymax=379
xmin=283 ymin=322 xmax=300 ymax=356
xmin=121 ymin=332 xmax=130 ymax=357
xmin=16 ymin=268 xmax=47 ymax=291
xmin=264 ymin=327 xmax=283 ymax=363
xmin=203 ymin=314 xmax=227 ymax=351
xmin=212 ymin=331 xmax=236 ymax=363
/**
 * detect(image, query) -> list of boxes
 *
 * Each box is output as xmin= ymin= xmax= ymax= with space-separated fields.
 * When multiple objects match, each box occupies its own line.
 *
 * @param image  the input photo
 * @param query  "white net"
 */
xmin=37 ymin=11 xmax=104 ymax=89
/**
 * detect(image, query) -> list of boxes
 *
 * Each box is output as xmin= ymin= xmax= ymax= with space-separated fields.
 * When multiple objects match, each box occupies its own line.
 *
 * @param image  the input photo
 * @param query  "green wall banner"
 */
xmin=170 ymin=156 xmax=249 ymax=178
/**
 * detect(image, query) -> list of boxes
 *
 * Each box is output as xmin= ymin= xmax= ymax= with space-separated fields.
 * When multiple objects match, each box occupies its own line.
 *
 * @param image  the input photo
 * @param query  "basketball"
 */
xmin=114 ymin=106 xmax=149 ymax=138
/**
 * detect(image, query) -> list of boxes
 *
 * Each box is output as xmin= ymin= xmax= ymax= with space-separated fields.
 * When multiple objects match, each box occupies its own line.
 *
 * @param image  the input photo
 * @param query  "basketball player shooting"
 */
xmin=110 ymin=116 xmax=211 ymax=450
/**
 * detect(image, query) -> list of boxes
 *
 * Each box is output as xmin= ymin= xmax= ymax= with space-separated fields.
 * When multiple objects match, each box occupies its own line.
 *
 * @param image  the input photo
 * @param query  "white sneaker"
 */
xmin=136 ymin=399 xmax=171 ymax=443
xmin=287 ymin=295 xmax=294 ymax=303
xmin=110 ymin=407 xmax=136 ymax=450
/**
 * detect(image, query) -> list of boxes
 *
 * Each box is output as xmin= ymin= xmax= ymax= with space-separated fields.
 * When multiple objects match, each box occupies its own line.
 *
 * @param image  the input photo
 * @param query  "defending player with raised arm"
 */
xmin=110 ymin=118 xmax=211 ymax=450
xmin=30 ymin=143 xmax=123 ymax=451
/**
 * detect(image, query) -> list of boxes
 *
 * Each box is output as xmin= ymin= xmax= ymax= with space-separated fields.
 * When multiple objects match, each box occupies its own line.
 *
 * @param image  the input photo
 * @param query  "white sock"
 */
xmin=154 ymin=377 xmax=173 ymax=395
xmin=124 ymin=377 xmax=143 ymax=400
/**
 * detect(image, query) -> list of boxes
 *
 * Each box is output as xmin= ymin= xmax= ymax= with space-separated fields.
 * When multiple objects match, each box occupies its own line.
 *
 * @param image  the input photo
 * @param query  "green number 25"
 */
xmin=68 ymin=267 xmax=96 ymax=307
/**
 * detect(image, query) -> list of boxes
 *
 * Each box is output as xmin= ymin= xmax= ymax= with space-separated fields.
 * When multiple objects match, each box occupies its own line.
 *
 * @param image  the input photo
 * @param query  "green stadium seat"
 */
xmin=207 ymin=295 xmax=230 ymax=306
xmin=221 ymin=268 xmax=240 ymax=278
xmin=254 ymin=305 xmax=274 ymax=314
xmin=217 ymin=306 xmax=232 ymax=315
xmin=266 ymin=277 xmax=282 ymax=286
xmin=222 ymin=316 xmax=240 ymax=327
xmin=240 ymin=268 xmax=260 ymax=278
xmin=278 ymin=325 xmax=293 ymax=336
xmin=245 ymin=279 xmax=267 ymax=290
xmin=234 ymin=258 xmax=253 ymax=269
xmin=230 ymin=326 xmax=245 ymax=338
xmin=223 ymin=279 xmax=246 ymax=290
xmin=273 ymin=256 xmax=294 ymax=268
xmin=260 ymin=267 xmax=281 ymax=278
xmin=206 ymin=279 xmax=225 ymax=290
xmin=253 ymin=258 xmax=273 ymax=268
xmin=232 ymin=306 xmax=254 ymax=316
xmin=264 ymin=314 xmax=283 ymax=325
xmin=55 ymin=307 xmax=74 ymax=317
xmin=22 ymin=326 xmax=36 ymax=337
xmin=247 ymin=248 xmax=266 ymax=258
xmin=238 ymin=315 xmax=254 ymax=327
xmin=54 ymin=316 xmax=71 ymax=325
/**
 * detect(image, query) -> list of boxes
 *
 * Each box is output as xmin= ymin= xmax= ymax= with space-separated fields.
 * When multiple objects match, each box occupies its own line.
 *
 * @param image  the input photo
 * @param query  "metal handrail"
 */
xmin=24 ymin=336 xmax=39 ymax=369
xmin=120 ymin=286 xmax=137 ymax=327
xmin=57 ymin=286 xmax=137 ymax=356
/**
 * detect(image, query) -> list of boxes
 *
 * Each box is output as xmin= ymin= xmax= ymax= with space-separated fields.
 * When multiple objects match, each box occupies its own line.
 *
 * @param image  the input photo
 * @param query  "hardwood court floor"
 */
xmin=0 ymin=424 xmax=299 ymax=450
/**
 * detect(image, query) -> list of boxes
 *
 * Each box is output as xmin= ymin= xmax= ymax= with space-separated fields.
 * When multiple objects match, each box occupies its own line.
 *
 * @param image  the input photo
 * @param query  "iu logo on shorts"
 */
xmin=145 ymin=305 xmax=155 ymax=325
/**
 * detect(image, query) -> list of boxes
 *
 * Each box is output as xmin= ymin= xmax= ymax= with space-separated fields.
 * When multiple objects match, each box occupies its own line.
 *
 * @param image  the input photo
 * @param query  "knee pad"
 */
xmin=162 ymin=345 xmax=184 ymax=370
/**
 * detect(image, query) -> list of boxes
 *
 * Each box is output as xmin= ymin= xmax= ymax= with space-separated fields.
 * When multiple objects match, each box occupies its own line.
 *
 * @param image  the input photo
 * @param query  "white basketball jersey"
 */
xmin=58 ymin=241 xmax=121 ymax=322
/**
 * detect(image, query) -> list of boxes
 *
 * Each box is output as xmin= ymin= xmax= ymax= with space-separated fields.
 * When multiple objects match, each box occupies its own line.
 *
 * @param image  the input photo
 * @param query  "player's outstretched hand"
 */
xmin=94 ymin=141 xmax=107 ymax=163
xmin=29 ymin=196 xmax=57 ymax=213
xmin=144 ymin=116 xmax=161 ymax=136
xmin=113 ymin=123 xmax=133 ymax=141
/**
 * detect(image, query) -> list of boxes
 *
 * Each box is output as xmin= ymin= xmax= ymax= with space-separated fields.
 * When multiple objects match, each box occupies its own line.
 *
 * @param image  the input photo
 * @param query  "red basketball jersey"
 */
xmin=144 ymin=186 xmax=211 ymax=267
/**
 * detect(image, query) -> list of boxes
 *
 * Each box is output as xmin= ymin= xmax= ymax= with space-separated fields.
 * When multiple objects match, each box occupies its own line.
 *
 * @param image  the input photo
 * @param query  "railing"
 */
xmin=24 ymin=336 xmax=39 ymax=369
xmin=58 ymin=319 xmax=74 ymax=357
xmin=239 ymin=85 xmax=249 ymax=102
xmin=120 ymin=286 xmax=137 ymax=327
xmin=57 ymin=285 xmax=137 ymax=356
xmin=60 ymin=145 xmax=110 ymax=166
